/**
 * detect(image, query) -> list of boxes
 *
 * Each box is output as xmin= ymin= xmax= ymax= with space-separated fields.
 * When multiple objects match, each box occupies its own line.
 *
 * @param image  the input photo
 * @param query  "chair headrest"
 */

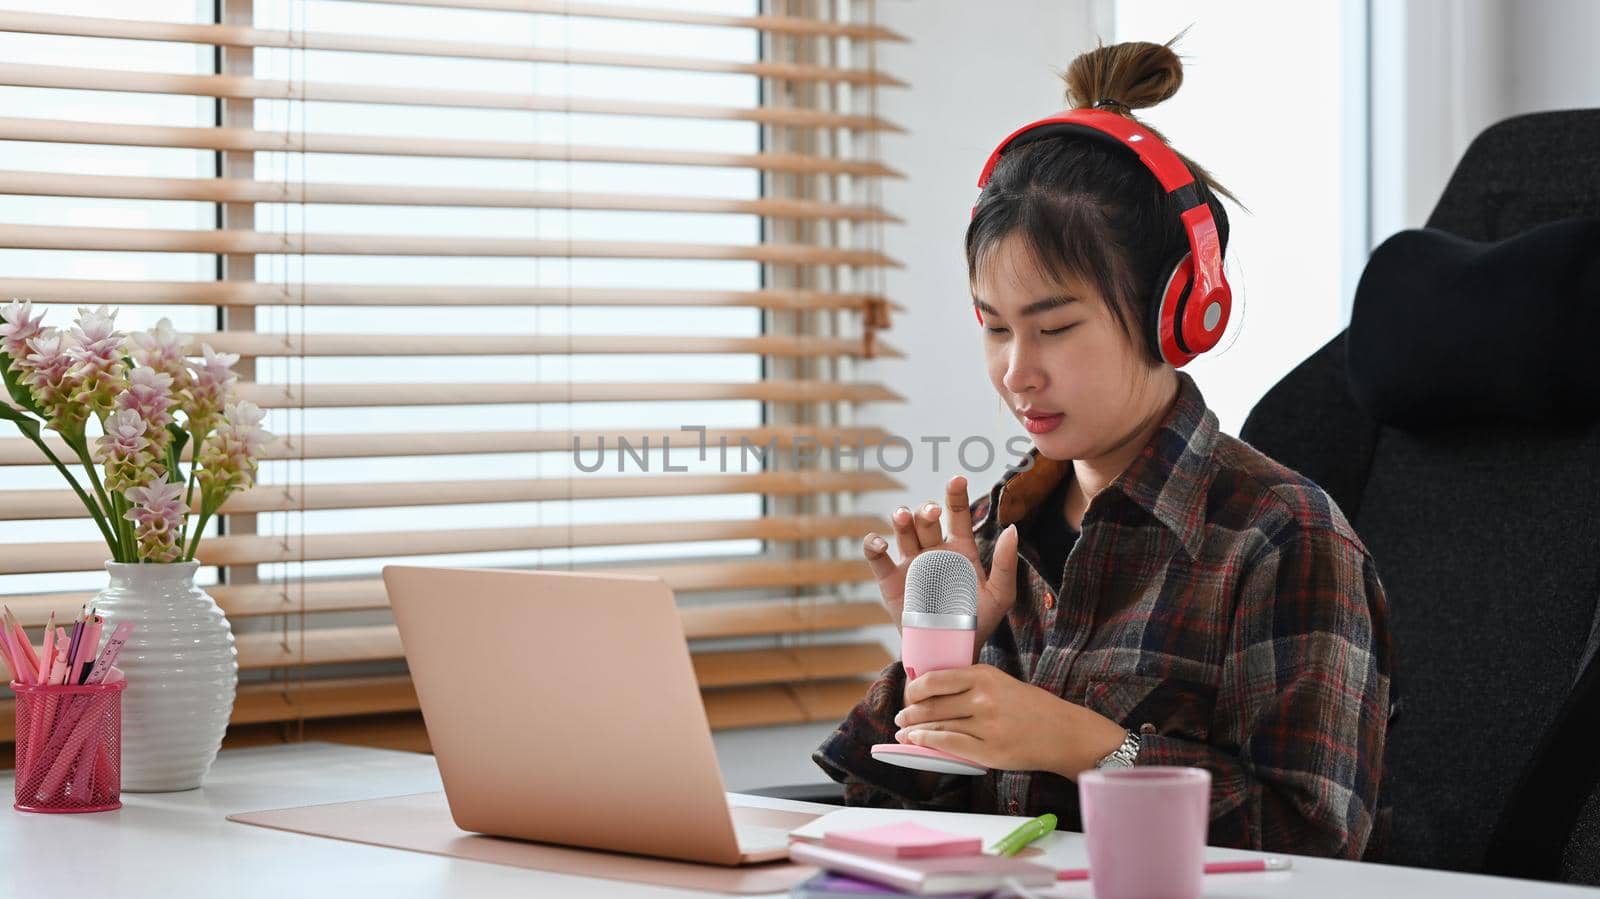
xmin=1347 ymin=218 xmax=1600 ymax=429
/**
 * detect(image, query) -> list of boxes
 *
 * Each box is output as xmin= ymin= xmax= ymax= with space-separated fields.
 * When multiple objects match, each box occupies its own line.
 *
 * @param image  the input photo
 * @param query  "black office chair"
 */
xmin=1240 ymin=109 xmax=1600 ymax=882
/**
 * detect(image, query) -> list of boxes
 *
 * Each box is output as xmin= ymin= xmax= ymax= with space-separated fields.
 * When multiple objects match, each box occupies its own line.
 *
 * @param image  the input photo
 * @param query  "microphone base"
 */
xmin=870 ymin=742 xmax=987 ymax=776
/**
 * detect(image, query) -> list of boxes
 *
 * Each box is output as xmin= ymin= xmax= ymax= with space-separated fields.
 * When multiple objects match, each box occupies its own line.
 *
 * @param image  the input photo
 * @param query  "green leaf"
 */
xmin=166 ymin=422 xmax=190 ymax=483
xmin=0 ymin=404 xmax=43 ymax=441
xmin=0 ymin=348 xmax=44 ymax=417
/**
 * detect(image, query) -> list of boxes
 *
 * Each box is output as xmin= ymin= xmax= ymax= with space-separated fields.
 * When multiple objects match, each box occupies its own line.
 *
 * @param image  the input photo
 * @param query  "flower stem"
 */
xmin=178 ymin=425 xmax=205 ymax=553
xmin=29 ymin=432 xmax=120 ymax=556
xmin=184 ymin=509 xmax=213 ymax=562
xmin=72 ymin=441 xmax=127 ymax=563
xmin=111 ymin=491 xmax=137 ymax=563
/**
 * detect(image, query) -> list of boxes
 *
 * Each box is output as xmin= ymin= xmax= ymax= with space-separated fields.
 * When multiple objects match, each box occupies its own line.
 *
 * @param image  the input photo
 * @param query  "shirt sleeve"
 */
xmin=811 ymin=658 xmax=975 ymax=810
xmin=1133 ymin=519 xmax=1395 ymax=859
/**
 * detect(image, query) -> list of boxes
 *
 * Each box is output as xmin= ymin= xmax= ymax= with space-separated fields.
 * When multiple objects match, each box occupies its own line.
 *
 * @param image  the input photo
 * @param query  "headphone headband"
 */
xmin=973 ymin=108 xmax=1231 ymax=367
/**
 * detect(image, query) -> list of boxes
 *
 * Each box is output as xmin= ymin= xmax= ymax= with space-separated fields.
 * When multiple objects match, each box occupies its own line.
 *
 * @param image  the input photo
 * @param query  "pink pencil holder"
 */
xmin=11 ymin=679 xmax=126 ymax=813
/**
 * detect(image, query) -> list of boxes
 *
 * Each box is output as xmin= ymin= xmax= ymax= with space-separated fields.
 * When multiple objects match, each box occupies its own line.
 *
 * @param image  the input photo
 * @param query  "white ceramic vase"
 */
xmin=89 ymin=561 xmax=238 ymax=792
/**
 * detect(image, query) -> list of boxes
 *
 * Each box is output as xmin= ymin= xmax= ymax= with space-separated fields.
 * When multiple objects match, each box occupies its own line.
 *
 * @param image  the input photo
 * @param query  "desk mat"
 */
xmin=228 ymin=791 xmax=823 ymax=895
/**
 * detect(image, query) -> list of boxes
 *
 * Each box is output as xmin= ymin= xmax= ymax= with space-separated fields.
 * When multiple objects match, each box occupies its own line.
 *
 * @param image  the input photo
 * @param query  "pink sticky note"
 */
xmin=823 ymin=821 xmax=984 ymax=859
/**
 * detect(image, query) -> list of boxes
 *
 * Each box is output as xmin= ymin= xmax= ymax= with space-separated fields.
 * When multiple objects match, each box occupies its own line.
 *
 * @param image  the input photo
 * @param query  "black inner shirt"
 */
xmin=1018 ymin=470 xmax=1079 ymax=597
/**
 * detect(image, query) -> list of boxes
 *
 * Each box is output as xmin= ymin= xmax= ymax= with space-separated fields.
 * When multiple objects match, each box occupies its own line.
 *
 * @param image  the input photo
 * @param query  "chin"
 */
xmin=1027 ymin=428 xmax=1085 ymax=463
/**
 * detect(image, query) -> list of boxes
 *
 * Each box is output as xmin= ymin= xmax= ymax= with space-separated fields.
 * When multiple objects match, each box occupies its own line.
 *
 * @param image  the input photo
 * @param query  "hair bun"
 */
xmin=1063 ymin=36 xmax=1184 ymax=113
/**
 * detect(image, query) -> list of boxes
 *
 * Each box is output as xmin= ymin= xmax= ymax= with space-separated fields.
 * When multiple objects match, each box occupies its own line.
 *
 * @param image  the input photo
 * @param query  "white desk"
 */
xmin=0 ymin=742 xmax=1593 ymax=898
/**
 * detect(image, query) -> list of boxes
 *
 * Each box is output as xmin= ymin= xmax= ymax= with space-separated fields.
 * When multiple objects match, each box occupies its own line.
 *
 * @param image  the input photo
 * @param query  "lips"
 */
xmin=1020 ymin=410 xmax=1063 ymax=435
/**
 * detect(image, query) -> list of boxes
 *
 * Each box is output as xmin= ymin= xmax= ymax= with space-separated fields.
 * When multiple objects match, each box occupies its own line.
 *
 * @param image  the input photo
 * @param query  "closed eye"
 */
xmin=1042 ymin=323 xmax=1079 ymax=336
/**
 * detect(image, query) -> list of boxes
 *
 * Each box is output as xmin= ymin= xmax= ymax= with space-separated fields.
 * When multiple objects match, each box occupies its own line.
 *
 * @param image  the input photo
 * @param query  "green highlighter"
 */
xmin=990 ymin=812 xmax=1058 ymax=857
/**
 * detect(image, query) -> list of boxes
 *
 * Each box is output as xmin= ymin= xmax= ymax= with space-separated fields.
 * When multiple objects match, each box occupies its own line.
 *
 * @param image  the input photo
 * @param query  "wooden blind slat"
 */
xmin=679 ymin=599 xmax=888 ymax=641
xmin=175 ymin=332 xmax=899 ymax=359
xmin=228 ymin=676 xmax=421 ymax=726
xmin=0 ymin=277 xmax=893 ymax=311
xmin=232 ymin=623 xmax=889 ymax=683
xmin=0 ymin=64 xmax=903 ymax=132
xmin=221 ymin=380 xmax=902 ymax=408
xmin=691 ymin=642 xmax=891 ymax=689
xmin=0 ymin=223 xmax=901 ymax=268
xmin=354 ymin=0 xmax=909 ymax=42
xmin=0 ymin=515 xmax=888 ymax=573
xmin=0 ymin=170 xmax=900 ymax=222
xmin=0 ymin=12 xmax=906 ymax=87
xmin=6 ymin=562 xmax=879 ymax=625
xmin=701 ymin=680 xmax=874 ymax=731
xmin=3 ymin=470 xmax=902 ymax=519
xmin=0 ymin=425 xmax=894 ymax=466
xmin=0 ymin=117 xmax=902 ymax=177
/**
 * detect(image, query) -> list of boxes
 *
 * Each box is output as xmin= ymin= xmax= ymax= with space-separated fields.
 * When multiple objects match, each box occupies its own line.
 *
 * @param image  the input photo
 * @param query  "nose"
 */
xmin=1001 ymin=337 xmax=1045 ymax=397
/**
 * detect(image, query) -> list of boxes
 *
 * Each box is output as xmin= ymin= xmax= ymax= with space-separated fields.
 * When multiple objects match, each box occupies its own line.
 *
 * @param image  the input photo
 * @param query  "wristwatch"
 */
xmin=1095 ymin=730 xmax=1141 ymax=769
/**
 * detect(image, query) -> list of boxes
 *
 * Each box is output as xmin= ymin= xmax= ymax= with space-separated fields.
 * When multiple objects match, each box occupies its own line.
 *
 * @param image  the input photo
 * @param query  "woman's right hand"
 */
xmin=861 ymin=475 xmax=1021 ymax=656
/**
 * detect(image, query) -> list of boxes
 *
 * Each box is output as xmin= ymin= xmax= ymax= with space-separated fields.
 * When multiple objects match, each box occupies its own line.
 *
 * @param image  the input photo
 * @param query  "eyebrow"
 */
xmin=972 ymin=295 xmax=1080 ymax=319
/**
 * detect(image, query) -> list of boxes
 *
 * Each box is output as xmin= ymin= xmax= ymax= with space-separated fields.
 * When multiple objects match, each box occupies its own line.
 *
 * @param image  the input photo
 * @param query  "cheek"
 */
xmin=1050 ymin=331 xmax=1139 ymax=409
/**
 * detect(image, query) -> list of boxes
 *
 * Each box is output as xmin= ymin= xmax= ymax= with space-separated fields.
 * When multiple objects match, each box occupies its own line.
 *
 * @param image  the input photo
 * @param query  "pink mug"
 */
xmin=1078 ymin=766 xmax=1212 ymax=899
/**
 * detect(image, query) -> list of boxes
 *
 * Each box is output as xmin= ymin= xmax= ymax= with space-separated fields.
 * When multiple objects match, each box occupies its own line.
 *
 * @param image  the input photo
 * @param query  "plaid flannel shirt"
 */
xmin=813 ymin=372 xmax=1396 ymax=860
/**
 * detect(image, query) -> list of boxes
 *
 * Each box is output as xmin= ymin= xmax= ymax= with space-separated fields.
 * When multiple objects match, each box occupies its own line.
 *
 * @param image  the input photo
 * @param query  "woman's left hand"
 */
xmin=894 ymin=664 xmax=1128 ymax=779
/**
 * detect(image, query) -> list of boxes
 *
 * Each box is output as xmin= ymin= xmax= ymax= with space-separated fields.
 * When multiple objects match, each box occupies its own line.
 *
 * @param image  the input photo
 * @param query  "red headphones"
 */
xmin=972 ymin=108 xmax=1231 ymax=368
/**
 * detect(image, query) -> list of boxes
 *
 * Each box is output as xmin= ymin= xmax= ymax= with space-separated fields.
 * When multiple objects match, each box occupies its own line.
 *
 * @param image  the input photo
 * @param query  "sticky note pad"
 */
xmin=822 ymin=820 xmax=983 ymax=859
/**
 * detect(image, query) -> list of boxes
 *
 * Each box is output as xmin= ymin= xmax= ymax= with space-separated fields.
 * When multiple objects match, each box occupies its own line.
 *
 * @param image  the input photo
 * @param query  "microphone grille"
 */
xmin=903 ymin=550 xmax=979 ymax=617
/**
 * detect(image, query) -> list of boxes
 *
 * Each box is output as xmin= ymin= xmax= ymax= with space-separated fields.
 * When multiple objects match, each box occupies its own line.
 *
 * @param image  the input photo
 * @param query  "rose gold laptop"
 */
xmin=382 ymin=564 xmax=797 ymax=866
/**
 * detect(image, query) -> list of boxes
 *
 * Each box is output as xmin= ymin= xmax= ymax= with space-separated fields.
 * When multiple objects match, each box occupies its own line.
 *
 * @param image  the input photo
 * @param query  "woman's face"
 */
xmin=974 ymin=231 xmax=1173 ymax=463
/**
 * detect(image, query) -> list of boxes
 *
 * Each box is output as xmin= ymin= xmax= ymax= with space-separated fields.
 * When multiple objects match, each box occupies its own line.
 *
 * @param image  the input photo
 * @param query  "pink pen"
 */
xmin=0 ymin=615 xmax=32 ymax=686
xmin=1056 ymin=858 xmax=1293 ymax=881
xmin=0 ymin=644 xmax=15 ymax=683
xmin=74 ymin=616 xmax=103 ymax=685
xmin=62 ymin=617 xmax=83 ymax=672
xmin=39 ymin=613 xmax=56 ymax=683
xmin=3 ymin=606 xmax=39 ymax=681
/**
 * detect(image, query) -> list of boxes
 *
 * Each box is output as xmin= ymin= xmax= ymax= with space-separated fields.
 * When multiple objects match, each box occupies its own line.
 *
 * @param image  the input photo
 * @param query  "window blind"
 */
xmin=0 ymin=0 xmax=904 ymax=755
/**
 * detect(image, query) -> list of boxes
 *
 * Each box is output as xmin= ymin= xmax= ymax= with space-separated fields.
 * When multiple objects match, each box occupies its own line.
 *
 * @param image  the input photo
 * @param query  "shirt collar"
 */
xmin=989 ymin=372 xmax=1217 ymax=560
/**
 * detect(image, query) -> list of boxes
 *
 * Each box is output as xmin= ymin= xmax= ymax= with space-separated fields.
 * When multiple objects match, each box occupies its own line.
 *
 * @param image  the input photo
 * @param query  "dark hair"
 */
xmin=966 ymin=36 xmax=1237 ymax=363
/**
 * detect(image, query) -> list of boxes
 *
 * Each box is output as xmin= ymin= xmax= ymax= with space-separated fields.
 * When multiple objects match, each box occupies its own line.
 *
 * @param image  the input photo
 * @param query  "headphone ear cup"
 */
xmin=1150 ymin=254 xmax=1199 ymax=368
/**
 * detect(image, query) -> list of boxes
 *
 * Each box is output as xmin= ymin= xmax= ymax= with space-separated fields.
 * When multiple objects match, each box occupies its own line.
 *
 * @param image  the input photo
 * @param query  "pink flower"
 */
xmin=95 ymin=408 xmax=161 ymax=493
xmin=197 ymin=400 xmax=270 ymax=499
xmin=20 ymin=330 xmax=85 ymax=429
xmin=116 ymin=366 xmax=175 ymax=432
xmin=126 ymin=318 xmax=191 ymax=392
xmin=65 ymin=305 xmax=126 ymax=414
xmin=94 ymin=409 xmax=149 ymax=463
xmin=0 ymin=299 xmax=45 ymax=361
xmin=186 ymin=343 xmax=240 ymax=435
xmin=123 ymin=479 xmax=187 ymax=563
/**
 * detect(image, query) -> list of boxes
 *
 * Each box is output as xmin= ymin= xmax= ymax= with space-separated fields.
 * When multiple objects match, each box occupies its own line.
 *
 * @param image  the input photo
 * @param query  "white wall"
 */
xmin=854 ymin=0 xmax=1104 ymax=515
xmin=1371 ymin=0 xmax=1600 ymax=240
xmin=1112 ymin=1 xmax=1361 ymax=435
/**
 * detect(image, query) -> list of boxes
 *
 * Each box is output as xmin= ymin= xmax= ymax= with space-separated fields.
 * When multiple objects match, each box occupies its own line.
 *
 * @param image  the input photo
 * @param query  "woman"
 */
xmin=813 ymin=38 xmax=1395 ymax=860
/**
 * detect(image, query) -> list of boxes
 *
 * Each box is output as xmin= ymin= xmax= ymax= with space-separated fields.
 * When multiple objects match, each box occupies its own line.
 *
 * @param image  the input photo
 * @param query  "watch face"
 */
xmin=1099 ymin=755 xmax=1134 ymax=769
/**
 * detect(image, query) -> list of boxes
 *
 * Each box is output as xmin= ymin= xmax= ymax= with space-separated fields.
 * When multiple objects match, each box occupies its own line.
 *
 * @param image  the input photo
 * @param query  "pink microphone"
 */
xmin=870 ymin=550 xmax=987 ymax=776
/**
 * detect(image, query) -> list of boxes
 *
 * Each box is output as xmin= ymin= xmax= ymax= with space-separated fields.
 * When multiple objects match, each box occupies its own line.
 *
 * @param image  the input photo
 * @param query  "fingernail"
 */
xmin=895 ymin=729 xmax=906 ymax=742
xmin=923 ymin=502 xmax=938 ymax=516
xmin=893 ymin=712 xmax=904 ymax=726
xmin=869 ymin=536 xmax=887 ymax=552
